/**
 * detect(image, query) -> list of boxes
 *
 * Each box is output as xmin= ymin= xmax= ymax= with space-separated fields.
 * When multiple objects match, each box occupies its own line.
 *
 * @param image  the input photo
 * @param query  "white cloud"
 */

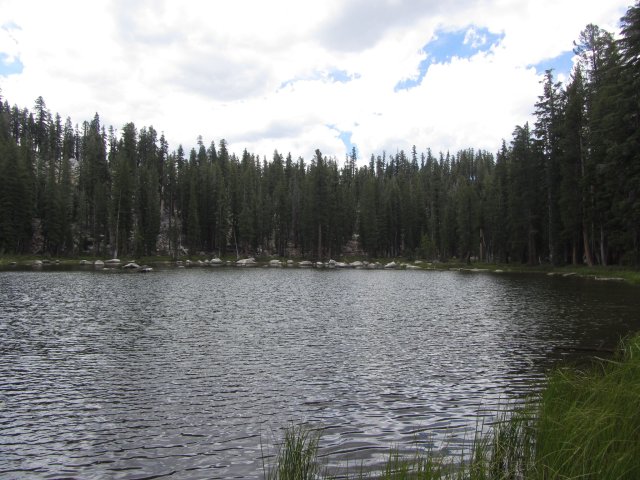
xmin=0 ymin=0 xmax=632 ymax=163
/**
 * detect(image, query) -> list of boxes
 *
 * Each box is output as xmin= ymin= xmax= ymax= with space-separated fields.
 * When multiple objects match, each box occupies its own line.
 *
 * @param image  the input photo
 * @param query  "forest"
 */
xmin=0 ymin=4 xmax=639 ymax=266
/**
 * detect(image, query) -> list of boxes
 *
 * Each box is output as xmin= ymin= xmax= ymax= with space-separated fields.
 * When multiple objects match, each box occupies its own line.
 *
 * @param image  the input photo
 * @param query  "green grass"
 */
xmin=264 ymin=425 xmax=323 ymax=480
xmin=267 ymin=333 xmax=640 ymax=479
xmin=532 ymin=334 xmax=640 ymax=479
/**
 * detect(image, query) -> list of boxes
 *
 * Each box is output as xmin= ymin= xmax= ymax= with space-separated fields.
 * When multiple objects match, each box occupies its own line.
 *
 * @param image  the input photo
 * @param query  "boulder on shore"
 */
xmin=94 ymin=260 xmax=105 ymax=268
xmin=298 ymin=260 xmax=313 ymax=268
xmin=123 ymin=262 xmax=140 ymax=269
xmin=237 ymin=257 xmax=257 ymax=267
xmin=384 ymin=261 xmax=398 ymax=269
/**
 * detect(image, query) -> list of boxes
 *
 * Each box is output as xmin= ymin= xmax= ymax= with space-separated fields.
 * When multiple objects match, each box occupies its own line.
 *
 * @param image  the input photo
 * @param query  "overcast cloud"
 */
xmin=0 ymin=0 xmax=631 ymax=162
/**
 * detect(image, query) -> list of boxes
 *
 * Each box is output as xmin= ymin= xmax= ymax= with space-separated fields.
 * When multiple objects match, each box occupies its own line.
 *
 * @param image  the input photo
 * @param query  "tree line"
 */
xmin=1 ymin=4 xmax=639 ymax=265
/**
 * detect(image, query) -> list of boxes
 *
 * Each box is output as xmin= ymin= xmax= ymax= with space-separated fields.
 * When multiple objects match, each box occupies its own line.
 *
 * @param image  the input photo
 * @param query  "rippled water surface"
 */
xmin=1 ymin=268 xmax=640 ymax=478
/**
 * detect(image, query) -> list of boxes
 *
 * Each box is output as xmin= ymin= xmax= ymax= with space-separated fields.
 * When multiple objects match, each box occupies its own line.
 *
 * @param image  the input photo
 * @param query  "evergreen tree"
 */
xmin=534 ymin=70 xmax=564 ymax=264
xmin=560 ymin=67 xmax=591 ymax=265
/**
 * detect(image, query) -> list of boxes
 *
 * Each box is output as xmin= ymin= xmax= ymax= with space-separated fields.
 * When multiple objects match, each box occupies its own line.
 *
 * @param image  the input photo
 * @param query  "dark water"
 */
xmin=1 ymin=268 xmax=639 ymax=479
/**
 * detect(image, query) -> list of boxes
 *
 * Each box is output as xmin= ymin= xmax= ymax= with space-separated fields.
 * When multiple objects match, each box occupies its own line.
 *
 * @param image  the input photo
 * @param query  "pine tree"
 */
xmin=534 ymin=69 xmax=564 ymax=264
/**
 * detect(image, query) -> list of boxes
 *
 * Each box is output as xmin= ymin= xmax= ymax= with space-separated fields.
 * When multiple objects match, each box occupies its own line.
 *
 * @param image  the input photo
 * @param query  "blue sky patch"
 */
xmin=0 ymin=52 xmax=23 ymax=76
xmin=427 ymin=27 xmax=504 ymax=64
xmin=279 ymin=69 xmax=359 ymax=90
xmin=531 ymin=50 xmax=575 ymax=79
xmin=326 ymin=125 xmax=356 ymax=156
xmin=328 ymin=69 xmax=360 ymax=83
xmin=338 ymin=130 xmax=356 ymax=156
xmin=395 ymin=26 xmax=504 ymax=91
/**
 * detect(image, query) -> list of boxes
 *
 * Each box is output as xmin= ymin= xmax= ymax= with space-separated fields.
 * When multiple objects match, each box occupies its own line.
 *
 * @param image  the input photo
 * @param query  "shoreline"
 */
xmin=1 ymin=254 xmax=639 ymax=284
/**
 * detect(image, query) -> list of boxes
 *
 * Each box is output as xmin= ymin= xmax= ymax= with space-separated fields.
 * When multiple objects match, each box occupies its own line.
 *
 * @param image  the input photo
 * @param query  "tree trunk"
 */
xmin=113 ymin=193 xmax=121 ymax=259
xmin=528 ymin=221 xmax=536 ymax=266
xmin=600 ymin=225 xmax=607 ymax=266
xmin=583 ymin=223 xmax=593 ymax=266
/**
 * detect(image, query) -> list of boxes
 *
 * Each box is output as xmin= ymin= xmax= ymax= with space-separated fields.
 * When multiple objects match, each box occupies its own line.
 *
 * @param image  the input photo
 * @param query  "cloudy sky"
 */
xmin=0 ymin=0 xmax=631 ymax=163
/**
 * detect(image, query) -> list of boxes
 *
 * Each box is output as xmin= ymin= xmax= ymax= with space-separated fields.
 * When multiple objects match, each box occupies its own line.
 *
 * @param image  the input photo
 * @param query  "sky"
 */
xmin=0 ymin=0 xmax=631 ymax=164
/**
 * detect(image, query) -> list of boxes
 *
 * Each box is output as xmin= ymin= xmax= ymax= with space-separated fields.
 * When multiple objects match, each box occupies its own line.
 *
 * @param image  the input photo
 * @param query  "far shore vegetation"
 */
xmin=266 ymin=332 xmax=640 ymax=479
xmin=2 ymin=253 xmax=639 ymax=286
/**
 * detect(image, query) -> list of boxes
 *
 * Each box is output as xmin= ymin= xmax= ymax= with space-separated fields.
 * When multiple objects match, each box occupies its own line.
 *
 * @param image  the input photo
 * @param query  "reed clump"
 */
xmin=265 ymin=424 xmax=323 ymax=480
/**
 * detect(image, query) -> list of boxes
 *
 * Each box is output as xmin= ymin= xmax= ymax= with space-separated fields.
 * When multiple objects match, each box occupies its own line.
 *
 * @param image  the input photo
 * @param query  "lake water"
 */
xmin=1 ymin=267 xmax=639 ymax=478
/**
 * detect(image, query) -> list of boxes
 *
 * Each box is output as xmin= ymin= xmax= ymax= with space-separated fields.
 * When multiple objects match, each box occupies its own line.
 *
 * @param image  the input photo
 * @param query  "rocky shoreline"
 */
xmin=0 ymin=257 xmax=634 ymax=284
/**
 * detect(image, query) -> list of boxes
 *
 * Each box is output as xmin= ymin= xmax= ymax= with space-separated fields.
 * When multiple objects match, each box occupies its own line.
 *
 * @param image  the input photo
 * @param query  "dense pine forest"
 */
xmin=1 ymin=5 xmax=639 ymax=266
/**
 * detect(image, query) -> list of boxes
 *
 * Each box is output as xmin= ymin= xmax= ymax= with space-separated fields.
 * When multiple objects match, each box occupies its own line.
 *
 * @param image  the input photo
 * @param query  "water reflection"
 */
xmin=1 ymin=269 xmax=639 ymax=478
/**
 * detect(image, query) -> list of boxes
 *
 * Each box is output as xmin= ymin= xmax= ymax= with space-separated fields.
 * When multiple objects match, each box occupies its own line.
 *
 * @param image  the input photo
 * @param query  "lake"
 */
xmin=1 ymin=267 xmax=639 ymax=478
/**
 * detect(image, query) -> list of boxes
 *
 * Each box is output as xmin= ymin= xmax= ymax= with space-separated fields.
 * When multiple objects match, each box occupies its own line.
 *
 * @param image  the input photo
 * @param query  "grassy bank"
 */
xmin=266 ymin=333 xmax=640 ymax=479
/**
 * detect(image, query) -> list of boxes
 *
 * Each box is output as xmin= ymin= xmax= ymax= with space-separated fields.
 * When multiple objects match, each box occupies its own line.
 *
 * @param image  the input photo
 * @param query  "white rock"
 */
xmin=384 ymin=261 xmax=398 ymax=269
xmin=298 ymin=260 xmax=313 ymax=268
xmin=123 ymin=262 xmax=140 ymax=269
xmin=237 ymin=258 xmax=257 ymax=266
